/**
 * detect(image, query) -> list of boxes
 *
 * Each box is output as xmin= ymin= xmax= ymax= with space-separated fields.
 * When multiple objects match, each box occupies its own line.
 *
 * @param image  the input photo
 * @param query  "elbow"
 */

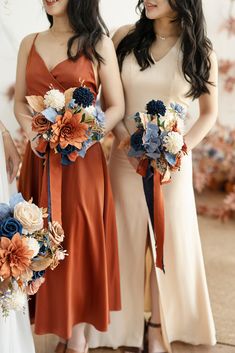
xmin=14 ymin=109 xmax=19 ymax=124
xmin=14 ymin=101 xmax=19 ymax=123
xmin=201 ymin=110 xmax=218 ymax=127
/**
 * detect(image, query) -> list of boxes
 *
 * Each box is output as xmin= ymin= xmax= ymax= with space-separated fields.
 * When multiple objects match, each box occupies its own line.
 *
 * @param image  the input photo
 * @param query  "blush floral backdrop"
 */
xmin=193 ymin=0 xmax=235 ymax=220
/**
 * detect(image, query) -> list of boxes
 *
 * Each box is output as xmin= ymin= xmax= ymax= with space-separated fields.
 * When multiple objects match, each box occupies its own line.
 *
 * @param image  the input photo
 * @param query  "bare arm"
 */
xmin=111 ymin=25 xmax=133 ymax=142
xmin=184 ymin=52 xmax=218 ymax=151
xmin=0 ymin=120 xmax=20 ymax=183
xmin=97 ymin=35 xmax=125 ymax=134
xmin=14 ymin=34 xmax=37 ymax=141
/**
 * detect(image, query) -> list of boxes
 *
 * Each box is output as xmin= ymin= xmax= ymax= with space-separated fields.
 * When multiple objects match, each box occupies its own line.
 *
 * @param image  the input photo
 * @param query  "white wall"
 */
xmin=100 ymin=0 xmax=138 ymax=31
xmin=0 ymin=0 xmax=48 ymax=134
xmin=0 ymin=0 xmax=234 ymax=135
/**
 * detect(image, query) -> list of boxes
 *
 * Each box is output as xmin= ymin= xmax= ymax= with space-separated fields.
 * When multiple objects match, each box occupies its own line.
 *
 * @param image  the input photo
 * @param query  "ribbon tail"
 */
xmin=154 ymin=170 xmax=165 ymax=272
xmin=142 ymin=167 xmax=165 ymax=272
xmin=40 ymin=150 xmax=62 ymax=225
xmin=49 ymin=151 xmax=62 ymax=224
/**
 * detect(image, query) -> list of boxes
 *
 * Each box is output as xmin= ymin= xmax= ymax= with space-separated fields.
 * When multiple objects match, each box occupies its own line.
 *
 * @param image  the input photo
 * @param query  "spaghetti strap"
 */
xmin=19 ymin=34 xmax=121 ymax=339
xmin=32 ymin=33 xmax=39 ymax=45
xmin=27 ymin=33 xmax=39 ymax=63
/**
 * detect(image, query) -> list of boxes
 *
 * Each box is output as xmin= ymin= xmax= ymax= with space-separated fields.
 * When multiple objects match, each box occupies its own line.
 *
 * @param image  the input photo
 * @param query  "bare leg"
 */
xmin=66 ymin=323 xmax=87 ymax=353
xmin=55 ymin=339 xmax=67 ymax=353
xmin=148 ymin=265 xmax=166 ymax=353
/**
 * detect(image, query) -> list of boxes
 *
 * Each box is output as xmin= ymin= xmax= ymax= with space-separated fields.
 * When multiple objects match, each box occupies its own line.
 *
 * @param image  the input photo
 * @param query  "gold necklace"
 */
xmin=155 ymin=33 xmax=174 ymax=41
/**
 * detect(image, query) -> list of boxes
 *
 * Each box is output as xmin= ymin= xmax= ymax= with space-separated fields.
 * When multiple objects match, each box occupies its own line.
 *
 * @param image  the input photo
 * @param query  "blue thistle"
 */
xmin=73 ymin=87 xmax=94 ymax=108
xmin=146 ymin=100 xmax=166 ymax=117
xmin=32 ymin=270 xmax=45 ymax=281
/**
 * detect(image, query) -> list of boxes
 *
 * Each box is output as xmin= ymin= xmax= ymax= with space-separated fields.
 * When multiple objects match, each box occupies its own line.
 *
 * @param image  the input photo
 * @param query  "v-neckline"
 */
xmin=33 ymin=43 xmax=69 ymax=73
xmin=150 ymin=37 xmax=181 ymax=65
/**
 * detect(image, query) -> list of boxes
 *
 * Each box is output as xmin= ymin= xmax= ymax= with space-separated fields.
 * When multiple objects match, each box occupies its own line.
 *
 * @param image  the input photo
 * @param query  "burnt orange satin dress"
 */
xmin=18 ymin=35 xmax=121 ymax=339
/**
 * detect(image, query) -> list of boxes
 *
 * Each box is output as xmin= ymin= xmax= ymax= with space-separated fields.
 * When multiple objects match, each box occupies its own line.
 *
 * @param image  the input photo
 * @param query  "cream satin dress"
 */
xmin=0 ymin=134 xmax=35 ymax=353
xmin=87 ymin=39 xmax=216 ymax=351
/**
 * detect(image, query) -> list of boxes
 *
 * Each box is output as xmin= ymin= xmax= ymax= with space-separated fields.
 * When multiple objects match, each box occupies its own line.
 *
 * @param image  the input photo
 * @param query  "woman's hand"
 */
xmin=127 ymin=155 xmax=140 ymax=171
xmin=2 ymin=131 xmax=21 ymax=183
xmin=30 ymin=136 xmax=41 ymax=158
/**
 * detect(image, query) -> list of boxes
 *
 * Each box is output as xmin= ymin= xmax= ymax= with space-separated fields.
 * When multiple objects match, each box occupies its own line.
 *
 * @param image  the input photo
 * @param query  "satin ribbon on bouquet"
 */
xmin=136 ymin=158 xmax=167 ymax=272
xmin=40 ymin=148 xmax=62 ymax=224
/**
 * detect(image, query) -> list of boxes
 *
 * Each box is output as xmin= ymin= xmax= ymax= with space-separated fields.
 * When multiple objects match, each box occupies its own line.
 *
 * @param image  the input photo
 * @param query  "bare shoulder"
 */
xmin=112 ymin=24 xmax=135 ymax=48
xmin=209 ymin=50 xmax=218 ymax=83
xmin=19 ymin=32 xmax=38 ymax=55
xmin=209 ymin=50 xmax=218 ymax=68
xmin=96 ymin=35 xmax=116 ymax=57
xmin=19 ymin=30 xmax=49 ymax=54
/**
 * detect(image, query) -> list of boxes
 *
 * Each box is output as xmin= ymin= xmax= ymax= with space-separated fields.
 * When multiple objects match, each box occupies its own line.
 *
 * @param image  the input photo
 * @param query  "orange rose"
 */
xmin=0 ymin=234 xmax=33 ymax=279
xmin=32 ymin=113 xmax=51 ymax=134
xmin=50 ymin=110 xmax=89 ymax=149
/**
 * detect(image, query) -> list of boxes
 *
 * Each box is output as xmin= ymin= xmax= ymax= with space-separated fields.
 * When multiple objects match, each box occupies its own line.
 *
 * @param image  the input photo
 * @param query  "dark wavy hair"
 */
xmin=117 ymin=0 xmax=213 ymax=99
xmin=46 ymin=0 xmax=109 ymax=64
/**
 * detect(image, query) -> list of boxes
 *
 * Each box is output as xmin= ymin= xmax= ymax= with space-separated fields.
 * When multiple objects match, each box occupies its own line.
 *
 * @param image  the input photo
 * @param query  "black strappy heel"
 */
xmin=146 ymin=318 xmax=166 ymax=353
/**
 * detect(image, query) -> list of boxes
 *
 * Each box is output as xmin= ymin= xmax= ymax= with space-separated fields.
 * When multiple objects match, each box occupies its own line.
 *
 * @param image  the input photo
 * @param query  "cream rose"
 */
xmin=160 ymin=111 xmax=184 ymax=133
xmin=14 ymin=202 xmax=43 ymax=235
xmin=44 ymin=89 xmax=65 ymax=111
xmin=163 ymin=131 xmax=184 ymax=154
xmin=25 ymin=237 xmax=40 ymax=257
xmin=49 ymin=221 xmax=65 ymax=245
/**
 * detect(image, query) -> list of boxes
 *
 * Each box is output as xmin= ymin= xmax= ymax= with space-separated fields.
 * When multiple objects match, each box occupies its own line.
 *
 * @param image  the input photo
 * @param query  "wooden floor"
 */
xmin=34 ymin=336 xmax=235 ymax=353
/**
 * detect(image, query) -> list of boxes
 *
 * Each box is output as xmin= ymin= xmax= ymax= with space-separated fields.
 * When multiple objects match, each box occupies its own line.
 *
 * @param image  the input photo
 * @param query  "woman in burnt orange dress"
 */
xmin=14 ymin=1 xmax=124 ymax=352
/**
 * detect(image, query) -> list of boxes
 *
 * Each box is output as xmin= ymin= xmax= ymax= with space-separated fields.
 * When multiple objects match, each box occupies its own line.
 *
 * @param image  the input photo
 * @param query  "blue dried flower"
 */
xmin=144 ymin=123 xmax=161 ymax=158
xmin=73 ymin=87 xmax=94 ymax=108
xmin=57 ymin=144 xmax=77 ymax=156
xmin=0 ymin=204 xmax=12 ymax=222
xmin=0 ymin=217 xmax=23 ymax=239
xmin=128 ymin=129 xmax=145 ymax=158
xmin=146 ymin=100 xmax=166 ymax=117
xmin=130 ymin=129 xmax=145 ymax=152
xmin=57 ymin=144 xmax=79 ymax=166
xmin=170 ymin=103 xmax=186 ymax=119
xmin=32 ymin=270 xmax=45 ymax=281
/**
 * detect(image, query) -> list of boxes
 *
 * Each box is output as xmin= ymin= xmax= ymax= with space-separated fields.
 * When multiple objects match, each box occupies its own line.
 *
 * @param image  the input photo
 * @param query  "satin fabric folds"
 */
xmin=19 ymin=34 xmax=121 ymax=339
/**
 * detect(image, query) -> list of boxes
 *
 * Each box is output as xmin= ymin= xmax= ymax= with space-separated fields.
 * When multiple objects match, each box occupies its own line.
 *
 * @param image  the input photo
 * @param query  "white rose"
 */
xmin=160 ymin=111 xmax=184 ymax=133
xmin=55 ymin=249 xmax=66 ymax=261
xmin=85 ymin=105 xmax=96 ymax=116
xmin=44 ymin=89 xmax=65 ymax=111
xmin=163 ymin=131 xmax=184 ymax=154
xmin=14 ymin=202 xmax=43 ymax=235
xmin=24 ymin=237 xmax=40 ymax=257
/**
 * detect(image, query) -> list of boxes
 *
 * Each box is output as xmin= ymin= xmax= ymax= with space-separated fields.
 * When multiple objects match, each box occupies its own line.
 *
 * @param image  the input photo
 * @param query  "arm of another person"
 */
xmin=110 ymin=25 xmax=140 ymax=170
xmin=97 ymin=35 xmax=125 ymax=134
xmin=111 ymin=25 xmax=133 ymax=142
xmin=0 ymin=120 xmax=20 ymax=183
xmin=14 ymin=34 xmax=38 ymax=145
xmin=184 ymin=52 xmax=218 ymax=151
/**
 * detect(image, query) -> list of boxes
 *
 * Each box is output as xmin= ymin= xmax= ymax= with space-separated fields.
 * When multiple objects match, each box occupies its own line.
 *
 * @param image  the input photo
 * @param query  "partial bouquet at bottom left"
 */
xmin=0 ymin=193 xmax=67 ymax=317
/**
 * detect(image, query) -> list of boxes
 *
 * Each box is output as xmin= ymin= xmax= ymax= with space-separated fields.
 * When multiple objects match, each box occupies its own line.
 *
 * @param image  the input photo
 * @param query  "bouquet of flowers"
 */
xmin=26 ymin=85 xmax=105 ymax=165
xmin=0 ymin=193 xmax=66 ymax=317
xmin=124 ymin=100 xmax=187 ymax=271
xmin=128 ymin=99 xmax=187 ymax=181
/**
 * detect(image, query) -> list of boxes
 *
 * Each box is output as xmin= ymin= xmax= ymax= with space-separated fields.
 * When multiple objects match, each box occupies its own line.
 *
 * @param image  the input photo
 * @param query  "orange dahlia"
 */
xmin=50 ymin=110 xmax=89 ymax=149
xmin=0 ymin=234 xmax=33 ymax=280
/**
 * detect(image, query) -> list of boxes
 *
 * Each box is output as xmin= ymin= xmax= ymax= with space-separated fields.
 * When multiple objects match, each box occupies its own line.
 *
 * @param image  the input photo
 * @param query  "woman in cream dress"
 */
xmin=87 ymin=0 xmax=218 ymax=352
xmin=0 ymin=120 xmax=35 ymax=353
